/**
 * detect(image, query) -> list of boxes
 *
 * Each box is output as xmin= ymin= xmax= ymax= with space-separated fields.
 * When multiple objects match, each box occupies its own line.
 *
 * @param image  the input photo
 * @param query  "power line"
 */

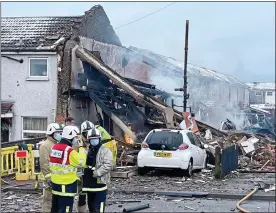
xmin=92 ymin=2 xmax=177 ymax=40
xmin=114 ymin=2 xmax=177 ymax=30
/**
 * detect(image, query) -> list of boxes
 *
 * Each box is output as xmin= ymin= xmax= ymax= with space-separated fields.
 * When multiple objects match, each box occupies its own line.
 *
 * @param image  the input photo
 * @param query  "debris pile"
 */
xmin=239 ymin=142 xmax=275 ymax=171
xmin=204 ymin=129 xmax=275 ymax=171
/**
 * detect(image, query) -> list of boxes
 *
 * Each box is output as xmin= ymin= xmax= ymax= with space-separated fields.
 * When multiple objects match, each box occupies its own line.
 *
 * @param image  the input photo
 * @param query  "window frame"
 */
xmin=267 ymin=91 xmax=273 ymax=96
xmin=22 ymin=116 xmax=47 ymax=139
xmin=28 ymin=57 xmax=49 ymax=78
xmin=255 ymin=91 xmax=262 ymax=96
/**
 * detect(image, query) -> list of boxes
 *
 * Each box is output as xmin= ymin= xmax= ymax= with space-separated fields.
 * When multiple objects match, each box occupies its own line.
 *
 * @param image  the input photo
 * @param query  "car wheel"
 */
xmin=183 ymin=159 xmax=193 ymax=177
xmin=138 ymin=167 xmax=149 ymax=176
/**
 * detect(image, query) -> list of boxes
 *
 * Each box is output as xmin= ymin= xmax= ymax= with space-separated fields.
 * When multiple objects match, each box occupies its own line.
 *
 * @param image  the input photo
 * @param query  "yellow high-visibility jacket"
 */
xmin=49 ymin=142 xmax=87 ymax=185
xmin=95 ymin=125 xmax=111 ymax=142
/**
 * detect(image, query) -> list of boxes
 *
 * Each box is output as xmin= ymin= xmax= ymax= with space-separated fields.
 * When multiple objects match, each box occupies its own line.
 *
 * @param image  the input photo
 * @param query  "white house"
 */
xmin=246 ymin=82 xmax=275 ymax=105
xmin=0 ymin=17 xmax=76 ymax=141
xmin=1 ymin=7 xmax=122 ymax=142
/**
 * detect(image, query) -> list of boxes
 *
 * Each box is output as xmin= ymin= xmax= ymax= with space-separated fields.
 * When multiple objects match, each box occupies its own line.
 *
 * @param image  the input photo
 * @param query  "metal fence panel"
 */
xmin=221 ymin=145 xmax=239 ymax=178
xmin=1 ymin=137 xmax=45 ymax=148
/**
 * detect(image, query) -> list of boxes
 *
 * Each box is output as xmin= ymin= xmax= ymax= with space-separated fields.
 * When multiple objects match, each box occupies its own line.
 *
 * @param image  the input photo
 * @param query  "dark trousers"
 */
xmin=51 ymin=194 xmax=74 ymax=213
xmin=78 ymin=190 xmax=107 ymax=213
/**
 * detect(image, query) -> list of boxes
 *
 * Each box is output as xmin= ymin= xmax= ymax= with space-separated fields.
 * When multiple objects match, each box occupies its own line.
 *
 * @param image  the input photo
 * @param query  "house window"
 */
xmin=267 ymin=91 xmax=273 ymax=96
xmin=22 ymin=117 xmax=47 ymax=139
xmin=255 ymin=91 xmax=262 ymax=96
xmin=29 ymin=58 xmax=48 ymax=77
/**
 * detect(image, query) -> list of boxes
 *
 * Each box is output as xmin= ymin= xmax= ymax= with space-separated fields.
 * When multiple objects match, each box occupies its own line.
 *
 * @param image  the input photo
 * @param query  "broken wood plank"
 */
xmin=259 ymin=160 xmax=270 ymax=171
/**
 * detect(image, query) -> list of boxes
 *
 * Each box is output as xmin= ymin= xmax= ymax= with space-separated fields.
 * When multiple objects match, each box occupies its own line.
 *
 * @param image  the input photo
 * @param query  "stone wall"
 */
xmin=72 ymin=5 xmax=121 ymax=46
xmin=56 ymin=5 xmax=122 ymax=120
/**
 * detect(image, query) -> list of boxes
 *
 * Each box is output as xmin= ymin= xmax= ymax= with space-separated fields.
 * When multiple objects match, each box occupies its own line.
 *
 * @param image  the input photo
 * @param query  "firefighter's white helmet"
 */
xmin=62 ymin=125 xmax=80 ymax=140
xmin=87 ymin=128 xmax=101 ymax=139
xmin=81 ymin=121 xmax=94 ymax=134
xmin=46 ymin=123 xmax=63 ymax=135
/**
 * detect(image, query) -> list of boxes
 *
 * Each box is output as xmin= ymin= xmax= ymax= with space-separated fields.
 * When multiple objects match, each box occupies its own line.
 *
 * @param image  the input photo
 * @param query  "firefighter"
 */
xmin=39 ymin=123 xmax=63 ymax=213
xmin=95 ymin=123 xmax=118 ymax=165
xmin=80 ymin=121 xmax=95 ymax=144
xmin=82 ymin=127 xmax=113 ymax=213
xmin=49 ymin=125 xmax=87 ymax=213
xmin=78 ymin=120 xmax=95 ymax=213
xmin=95 ymin=125 xmax=112 ymax=144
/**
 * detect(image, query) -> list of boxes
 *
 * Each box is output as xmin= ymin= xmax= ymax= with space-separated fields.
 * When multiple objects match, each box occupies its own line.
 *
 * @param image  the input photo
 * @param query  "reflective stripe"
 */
xmin=62 ymin=185 xmax=66 ymax=193
xmin=82 ymin=186 xmax=107 ymax=192
xmin=78 ymin=158 xmax=84 ymax=167
xmin=66 ymin=206 xmax=70 ymax=213
xmin=45 ymin=173 xmax=51 ymax=178
xmin=50 ymin=168 xmax=77 ymax=174
xmin=52 ymin=190 xmax=76 ymax=197
xmin=62 ymin=146 xmax=71 ymax=165
xmin=49 ymin=162 xmax=71 ymax=169
xmin=100 ymin=202 xmax=104 ymax=213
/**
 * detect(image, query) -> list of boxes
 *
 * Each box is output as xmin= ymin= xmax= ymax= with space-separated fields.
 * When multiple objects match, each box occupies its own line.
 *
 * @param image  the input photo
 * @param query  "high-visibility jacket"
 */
xmin=95 ymin=125 xmax=112 ymax=143
xmin=49 ymin=140 xmax=87 ymax=196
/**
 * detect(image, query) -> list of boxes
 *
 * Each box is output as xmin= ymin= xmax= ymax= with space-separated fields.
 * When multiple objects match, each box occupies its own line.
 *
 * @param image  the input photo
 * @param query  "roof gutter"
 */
xmin=1 ymin=49 xmax=57 ymax=53
xmin=1 ymin=37 xmax=67 ymax=53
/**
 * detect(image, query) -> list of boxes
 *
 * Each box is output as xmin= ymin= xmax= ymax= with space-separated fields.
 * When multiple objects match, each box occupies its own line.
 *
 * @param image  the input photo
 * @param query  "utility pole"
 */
xmin=175 ymin=20 xmax=190 ymax=112
xmin=183 ymin=20 xmax=189 ymax=112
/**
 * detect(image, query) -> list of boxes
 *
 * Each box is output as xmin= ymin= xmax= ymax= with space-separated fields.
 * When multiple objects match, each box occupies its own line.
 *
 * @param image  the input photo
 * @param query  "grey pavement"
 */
xmin=106 ymin=198 xmax=276 ymax=212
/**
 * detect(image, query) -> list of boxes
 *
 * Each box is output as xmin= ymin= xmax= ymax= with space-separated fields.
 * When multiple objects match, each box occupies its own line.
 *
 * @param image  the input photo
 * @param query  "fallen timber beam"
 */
xmin=75 ymin=46 xmax=226 ymax=137
xmin=76 ymin=46 xmax=170 ymax=112
xmin=88 ymin=90 xmax=137 ymax=141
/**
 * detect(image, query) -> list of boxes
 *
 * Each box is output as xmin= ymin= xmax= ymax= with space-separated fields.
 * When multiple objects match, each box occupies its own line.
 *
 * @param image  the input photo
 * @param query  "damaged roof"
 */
xmin=246 ymin=82 xmax=275 ymax=90
xmin=129 ymin=46 xmax=247 ymax=87
xmin=1 ymin=16 xmax=81 ymax=51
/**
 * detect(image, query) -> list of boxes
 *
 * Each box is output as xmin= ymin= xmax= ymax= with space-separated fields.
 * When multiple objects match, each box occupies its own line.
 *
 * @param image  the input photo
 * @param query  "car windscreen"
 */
xmin=145 ymin=131 xmax=183 ymax=151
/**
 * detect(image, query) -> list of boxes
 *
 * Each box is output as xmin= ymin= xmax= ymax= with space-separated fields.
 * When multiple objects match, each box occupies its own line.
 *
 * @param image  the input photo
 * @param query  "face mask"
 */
xmin=72 ymin=137 xmax=79 ymax=145
xmin=90 ymin=139 xmax=99 ymax=146
xmin=54 ymin=133 xmax=62 ymax=142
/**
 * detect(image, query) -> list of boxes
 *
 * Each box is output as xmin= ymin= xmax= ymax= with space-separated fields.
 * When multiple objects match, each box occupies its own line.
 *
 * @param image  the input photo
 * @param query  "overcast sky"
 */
xmin=2 ymin=2 xmax=275 ymax=82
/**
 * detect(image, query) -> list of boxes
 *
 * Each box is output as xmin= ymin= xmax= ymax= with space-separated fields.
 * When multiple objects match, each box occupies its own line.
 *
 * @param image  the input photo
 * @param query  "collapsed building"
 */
xmin=1 ymin=4 xmax=269 ymax=143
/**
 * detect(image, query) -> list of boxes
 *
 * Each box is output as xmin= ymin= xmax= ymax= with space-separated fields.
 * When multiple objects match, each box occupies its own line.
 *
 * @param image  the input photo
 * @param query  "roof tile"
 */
xmin=1 ymin=16 xmax=82 ymax=51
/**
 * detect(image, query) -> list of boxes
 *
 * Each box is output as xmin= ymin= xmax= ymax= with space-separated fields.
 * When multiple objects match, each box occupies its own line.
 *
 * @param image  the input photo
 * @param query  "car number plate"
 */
xmin=155 ymin=152 xmax=172 ymax=158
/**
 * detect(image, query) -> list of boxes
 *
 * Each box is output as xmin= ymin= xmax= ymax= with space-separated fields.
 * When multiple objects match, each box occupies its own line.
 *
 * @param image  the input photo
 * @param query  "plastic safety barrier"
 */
xmin=1 ymin=145 xmax=32 ymax=177
xmin=1 ymin=140 xmax=119 ymax=179
xmin=15 ymin=150 xmax=29 ymax=180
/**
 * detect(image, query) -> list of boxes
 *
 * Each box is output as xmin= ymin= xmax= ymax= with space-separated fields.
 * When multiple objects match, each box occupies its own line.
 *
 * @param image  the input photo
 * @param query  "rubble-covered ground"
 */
xmin=2 ymin=191 xmax=275 ymax=212
xmin=1 ymin=172 xmax=275 ymax=212
xmin=110 ymin=170 xmax=275 ymax=196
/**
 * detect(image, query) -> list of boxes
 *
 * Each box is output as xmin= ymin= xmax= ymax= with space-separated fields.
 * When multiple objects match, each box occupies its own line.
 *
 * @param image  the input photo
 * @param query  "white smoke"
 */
xmin=148 ymin=67 xmax=247 ymax=130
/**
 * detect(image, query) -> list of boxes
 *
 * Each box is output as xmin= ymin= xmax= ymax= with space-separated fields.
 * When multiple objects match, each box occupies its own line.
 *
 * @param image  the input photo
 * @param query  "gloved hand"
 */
xmin=93 ymin=169 xmax=99 ymax=178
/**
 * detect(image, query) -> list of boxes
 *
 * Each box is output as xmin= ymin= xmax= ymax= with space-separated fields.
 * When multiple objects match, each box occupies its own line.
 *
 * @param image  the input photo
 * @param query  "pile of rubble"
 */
xmin=238 ymin=137 xmax=275 ymax=171
xmin=204 ymin=129 xmax=275 ymax=172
